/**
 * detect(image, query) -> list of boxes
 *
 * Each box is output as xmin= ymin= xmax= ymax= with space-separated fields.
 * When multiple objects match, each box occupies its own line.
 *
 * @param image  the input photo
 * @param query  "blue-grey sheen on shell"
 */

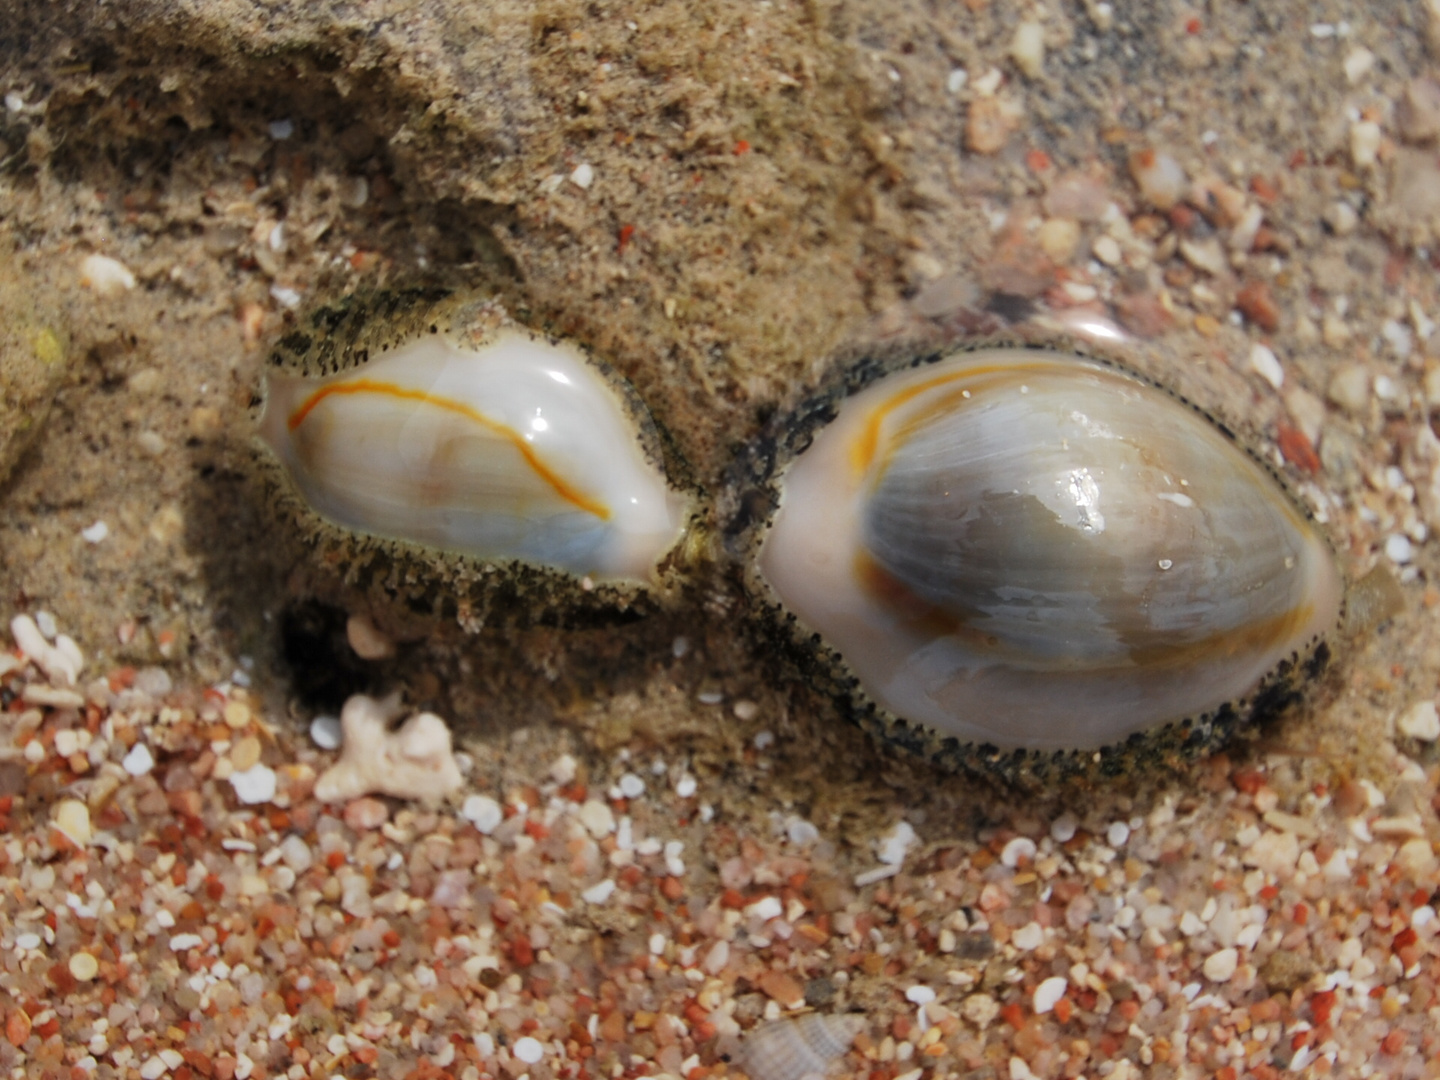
xmin=758 ymin=348 xmax=1344 ymax=753
xmin=258 ymin=330 xmax=688 ymax=585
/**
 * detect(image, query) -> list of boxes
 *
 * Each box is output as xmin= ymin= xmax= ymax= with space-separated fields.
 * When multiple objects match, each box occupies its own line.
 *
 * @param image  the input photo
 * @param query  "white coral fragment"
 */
xmin=79 ymin=254 xmax=137 ymax=298
xmin=10 ymin=614 xmax=84 ymax=687
xmin=314 ymin=693 xmax=463 ymax=803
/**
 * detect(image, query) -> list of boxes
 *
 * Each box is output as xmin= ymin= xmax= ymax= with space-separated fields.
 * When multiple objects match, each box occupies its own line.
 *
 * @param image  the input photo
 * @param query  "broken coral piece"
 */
xmin=10 ymin=614 xmax=84 ymax=687
xmin=314 ymin=693 xmax=463 ymax=803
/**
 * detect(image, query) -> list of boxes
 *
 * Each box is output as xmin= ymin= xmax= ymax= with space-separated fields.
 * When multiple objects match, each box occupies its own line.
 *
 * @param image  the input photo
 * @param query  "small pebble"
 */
xmin=345 ymin=613 xmax=395 ymax=660
xmin=81 ymin=520 xmax=109 ymax=543
xmin=1327 ymin=364 xmax=1370 ymax=413
xmin=1010 ymin=20 xmax=1045 ymax=79
xmin=230 ymin=763 xmax=277 ymax=805
xmin=550 ymin=753 xmax=578 ymax=785
xmin=1106 ymin=821 xmax=1130 ymax=847
xmin=878 ymin=821 xmax=918 ymax=865
xmin=582 ymin=879 xmax=617 ymax=904
xmin=223 ymin=700 xmax=251 ymax=729
xmin=268 ymin=118 xmax=294 ymax=140
xmin=80 ymin=254 xmax=137 ymax=298
xmin=343 ymin=797 xmax=389 ymax=831
xmin=905 ymin=985 xmax=936 ymax=1005
xmin=1001 ymin=836 xmax=1037 ymax=868
xmin=462 ymin=794 xmax=504 ymax=834
xmin=34 ymin=611 xmax=57 ymax=639
xmin=1350 ymin=120 xmax=1382 ymax=169
xmin=69 ymin=952 xmax=99 ymax=982
xmin=1203 ymin=947 xmax=1239 ymax=982
xmin=618 ymin=772 xmax=646 ymax=798
xmin=1033 ymin=976 xmax=1068 ymax=1014
xmin=1386 ymin=534 xmax=1416 ymax=565
xmin=54 ymin=799 xmax=91 ymax=846
xmin=310 ymin=715 xmax=342 ymax=750
xmin=1050 ymin=812 xmax=1078 ymax=843
xmin=1091 ymin=235 xmax=1122 ymax=266
xmin=675 ymin=774 xmax=697 ymax=798
xmin=1249 ymin=344 xmax=1284 ymax=390
xmin=579 ymin=799 xmax=616 ymax=838
xmin=1397 ymin=700 xmax=1440 ymax=741
xmin=122 ymin=742 xmax=155 ymax=776
xmin=230 ymin=735 xmax=262 ymax=772
xmin=570 ymin=163 xmax=595 ymax=190
xmin=513 ymin=1037 xmax=544 ymax=1065
xmin=1129 ymin=149 xmax=1188 ymax=210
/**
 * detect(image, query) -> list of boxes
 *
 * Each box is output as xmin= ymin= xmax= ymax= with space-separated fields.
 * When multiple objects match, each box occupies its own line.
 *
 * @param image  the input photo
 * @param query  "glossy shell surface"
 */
xmin=759 ymin=348 xmax=1343 ymax=752
xmin=260 ymin=331 xmax=687 ymax=583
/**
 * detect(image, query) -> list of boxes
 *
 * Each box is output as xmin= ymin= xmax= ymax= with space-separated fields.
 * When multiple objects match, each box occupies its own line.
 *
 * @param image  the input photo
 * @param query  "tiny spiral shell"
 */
xmin=738 ymin=1014 xmax=865 ymax=1080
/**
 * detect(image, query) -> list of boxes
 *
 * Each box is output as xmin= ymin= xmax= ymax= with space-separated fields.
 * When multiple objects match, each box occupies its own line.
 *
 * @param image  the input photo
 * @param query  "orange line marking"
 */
xmin=288 ymin=378 xmax=611 ymax=520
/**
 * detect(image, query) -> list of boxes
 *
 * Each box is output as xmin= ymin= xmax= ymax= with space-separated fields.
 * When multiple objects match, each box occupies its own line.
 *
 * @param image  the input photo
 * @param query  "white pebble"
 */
xmin=1386 ymin=534 xmax=1416 ymax=565
xmin=1091 ymin=235 xmax=1122 ymax=266
xmin=513 ymin=1036 xmax=544 ymax=1065
xmin=550 ymin=753 xmax=578 ymax=785
xmin=15 ymin=932 xmax=40 ymax=950
xmin=745 ymin=895 xmax=783 ymax=921
xmin=878 ymin=821 xmax=917 ymax=865
xmin=1249 ymin=344 xmax=1284 ymax=390
xmin=671 ymin=635 xmax=690 ymax=658
xmin=905 ymin=985 xmax=936 ymax=1005
xmin=753 ymin=729 xmax=775 ymax=750
xmin=786 ymin=817 xmax=820 ymax=846
xmin=309 ymin=715 xmax=342 ymax=750
xmin=269 ymin=283 xmax=302 ymax=309
xmin=1343 ymin=47 xmax=1374 ymax=84
xmin=1106 ymin=821 xmax=1131 ymax=847
xmin=1350 ymin=120 xmax=1382 ymax=170
xmin=1203 ymin=946 xmax=1239 ymax=983
xmin=268 ymin=118 xmax=294 ymax=140
xmin=1010 ymin=21 xmax=1045 ymax=79
xmin=569 ymin=163 xmax=595 ymax=190
xmin=582 ymin=879 xmax=617 ymax=904
xmin=462 ymin=795 xmax=504 ymax=834
xmin=579 ymin=799 xmax=616 ymax=837
xmin=122 ymin=742 xmax=155 ymax=776
xmin=648 ymin=932 xmax=666 ymax=955
xmin=675 ymin=774 xmax=697 ymax=798
xmin=1001 ymin=836 xmax=1037 ymax=868
xmin=1397 ymin=700 xmax=1440 ymax=741
xmin=946 ymin=68 xmax=968 ymax=93
xmin=80 ymin=520 xmax=109 ymax=543
xmin=617 ymin=772 xmax=646 ymax=799
xmin=169 ymin=933 xmax=203 ymax=952
xmin=1050 ymin=812 xmax=1077 ymax=844
xmin=1033 ymin=976 xmax=1068 ymax=1014
xmin=80 ymin=254 xmax=136 ymax=298
xmin=1012 ymin=922 xmax=1045 ymax=950
xmin=4 ymin=92 xmax=24 ymax=113
xmin=34 ymin=611 xmax=57 ymax=639
xmin=229 ymin=763 xmax=277 ymax=805
xmin=140 ymin=1057 xmax=168 ymax=1080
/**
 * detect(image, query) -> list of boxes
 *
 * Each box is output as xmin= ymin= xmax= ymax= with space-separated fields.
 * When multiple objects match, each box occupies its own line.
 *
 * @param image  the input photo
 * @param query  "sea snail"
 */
xmin=754 ymin=347 xmax=1344 ymax=758
xmin=257 ymin=291 xmax=690 ymax=588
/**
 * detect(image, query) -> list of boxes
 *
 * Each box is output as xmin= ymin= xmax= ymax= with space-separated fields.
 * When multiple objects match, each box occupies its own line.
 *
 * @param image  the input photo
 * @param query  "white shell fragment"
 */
xmin=314 ymin=693 xmax=464 ymax=803
xmin=79 ymin=254 xmax=137 ymax=298
xmin=738 ymin=1014 xmax=865 ymax=1080
xmin=10 ymin=614 xmax=84 ymax=687
xmin=761 ymin=349 xmax=1343 ymax=752
xmin=260 ymin=331 xmax=686 ymax=583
